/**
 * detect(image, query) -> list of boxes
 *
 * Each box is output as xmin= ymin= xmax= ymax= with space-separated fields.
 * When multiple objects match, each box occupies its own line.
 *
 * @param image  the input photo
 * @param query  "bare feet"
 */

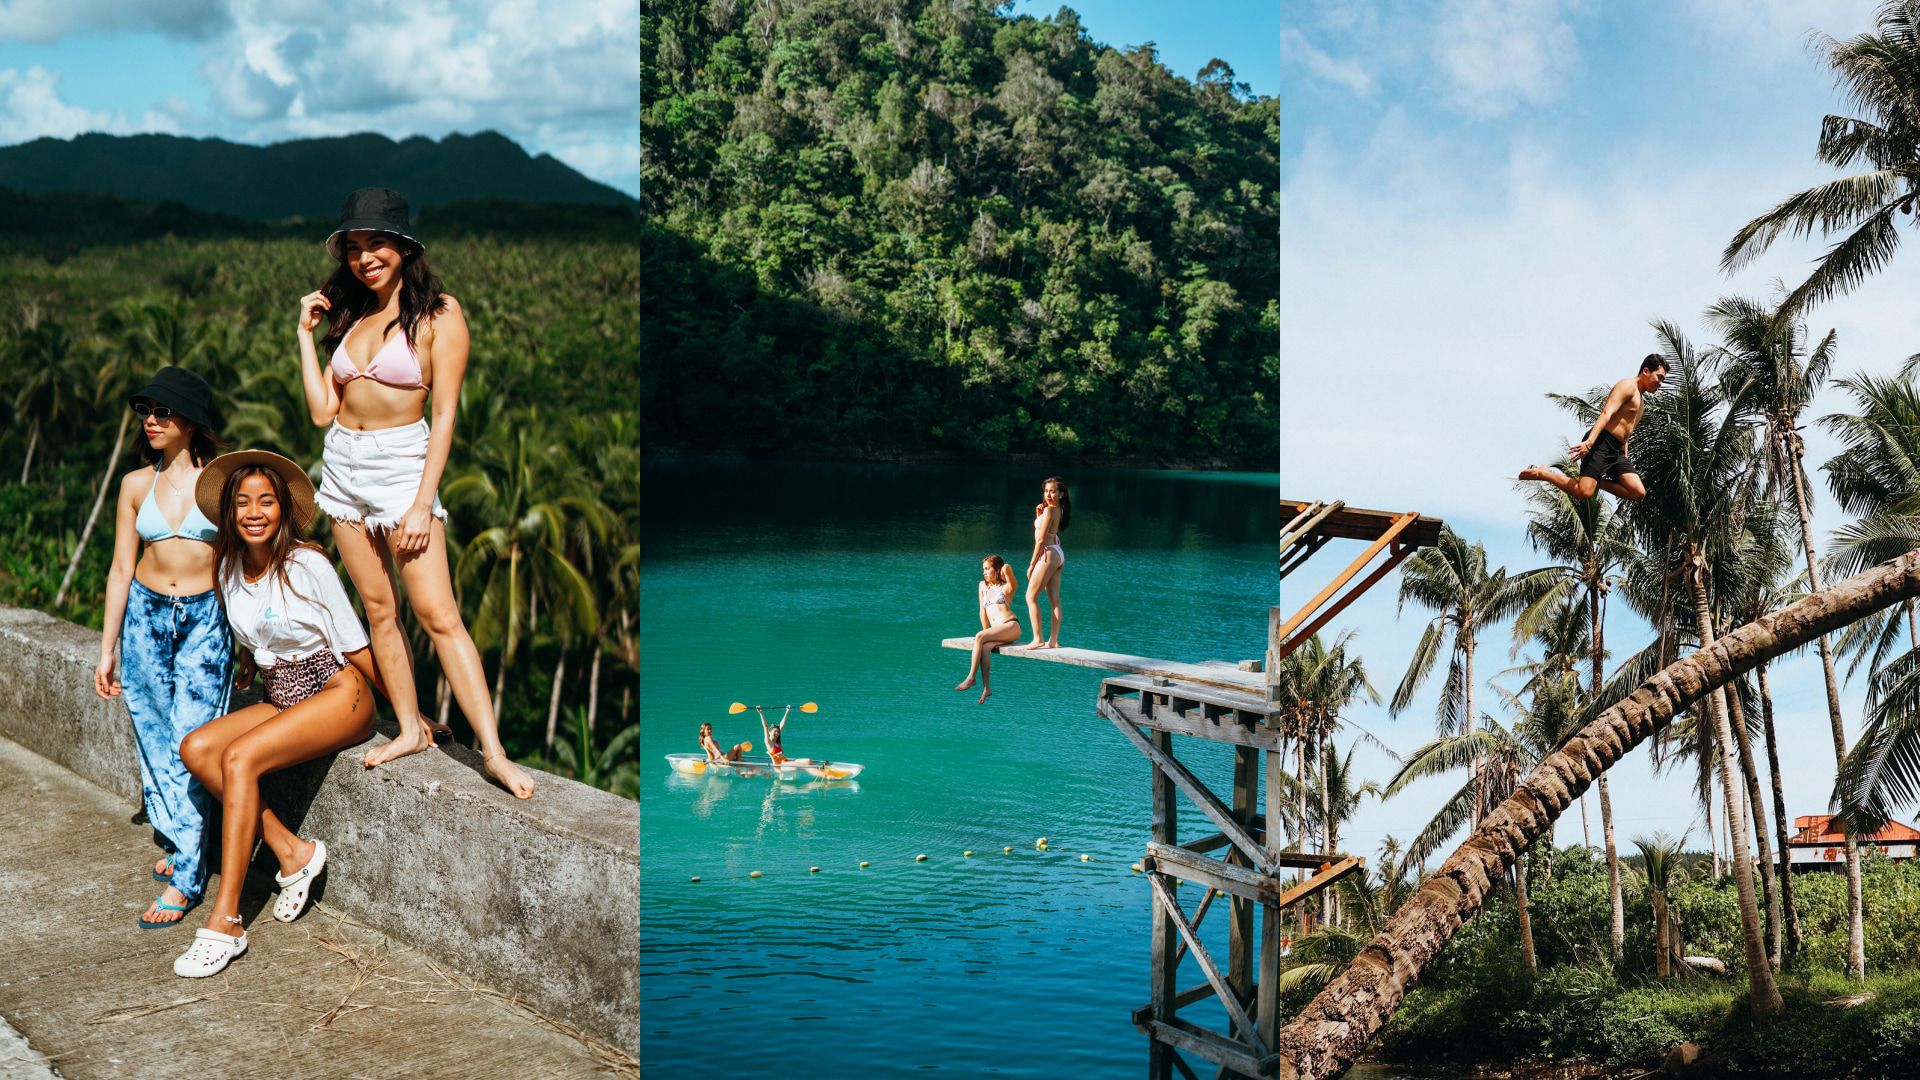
xmin=1017 ymin=640 xmax=1049 ymax=651
xmin=141 ymin=885 xmax=191 ymax=924
xmin=363 ymin=719 xmax=436 ymax=768
xmin=154 ymin=855 xmax=173 ymax=879
xmin=1518 ymin=465 xmax=1553 ymax=482
xmin=955 ymin=677 xmax=977 ymax=691
xmin=485 ymin=752 xmax=536 ymax=800
xmin=977 ymin=687 xmax=992 ymax=704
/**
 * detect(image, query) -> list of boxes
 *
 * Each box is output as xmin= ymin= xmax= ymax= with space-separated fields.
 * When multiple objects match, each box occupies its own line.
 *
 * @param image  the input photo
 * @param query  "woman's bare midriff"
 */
xmin=336 ymin=379 xmax=430 ymax=431
xmin=134 ymin=536 xmax=216 ymax=596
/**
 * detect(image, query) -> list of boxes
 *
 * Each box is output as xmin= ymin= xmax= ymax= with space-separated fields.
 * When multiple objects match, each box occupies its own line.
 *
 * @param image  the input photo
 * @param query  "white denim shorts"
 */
xmin=313 ymin=419 xmax=447 ymax=533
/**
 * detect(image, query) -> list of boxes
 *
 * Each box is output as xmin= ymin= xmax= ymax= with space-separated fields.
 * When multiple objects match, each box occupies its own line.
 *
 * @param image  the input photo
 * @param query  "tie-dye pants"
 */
xmin=121 ymin=579 xmax=232 ymax=903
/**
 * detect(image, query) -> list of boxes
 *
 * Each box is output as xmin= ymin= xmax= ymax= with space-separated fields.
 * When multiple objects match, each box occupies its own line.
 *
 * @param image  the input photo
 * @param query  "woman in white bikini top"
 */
xmin=1020 ymin=477 xmax=1070 ymax=651
xmin=955 ymin=555 xmax=1021 ymax=704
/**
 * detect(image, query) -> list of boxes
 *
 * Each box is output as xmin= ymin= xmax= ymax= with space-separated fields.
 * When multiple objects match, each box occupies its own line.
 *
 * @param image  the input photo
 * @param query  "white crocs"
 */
xmin=273 ymin=838 xmax=327 ymax=922
xmin=174 ymin=927 xmax=247 ymax=978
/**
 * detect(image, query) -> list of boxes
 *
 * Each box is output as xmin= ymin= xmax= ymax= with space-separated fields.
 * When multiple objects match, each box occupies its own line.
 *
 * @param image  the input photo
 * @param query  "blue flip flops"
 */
xmin=138 ymin=893 xmax=196 ymax=929
xmin=152 ymin=857 xmax=174 ymax=884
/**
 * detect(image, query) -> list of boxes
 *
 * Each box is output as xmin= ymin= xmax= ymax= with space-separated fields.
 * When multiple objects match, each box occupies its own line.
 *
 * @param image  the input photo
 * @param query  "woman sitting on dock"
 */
xmin=700 ymin=722 xmax=749 ymax=763
xmin=1020 ymin=477 xmax=1069 ymax=651
xmin=174 ymin=452 xmax=384 ymax=978
xmin=956 ymin=555 xmax=1022 ymax=703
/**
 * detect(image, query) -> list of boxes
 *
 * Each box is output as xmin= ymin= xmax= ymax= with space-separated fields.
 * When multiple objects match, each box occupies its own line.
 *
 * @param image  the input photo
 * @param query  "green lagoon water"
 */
xmin=641 ymin=461 xmax=1279 ymax=1076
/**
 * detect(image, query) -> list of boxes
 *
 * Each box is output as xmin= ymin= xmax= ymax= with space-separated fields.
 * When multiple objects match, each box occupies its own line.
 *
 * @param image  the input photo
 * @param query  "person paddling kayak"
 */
xmin=700 ymin=722 xmax=749 ymax=763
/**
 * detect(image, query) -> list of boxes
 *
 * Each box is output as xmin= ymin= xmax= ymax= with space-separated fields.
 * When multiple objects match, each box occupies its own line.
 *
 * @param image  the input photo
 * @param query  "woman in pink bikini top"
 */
xmin=294 ymin=186 xmax=534 ymax=801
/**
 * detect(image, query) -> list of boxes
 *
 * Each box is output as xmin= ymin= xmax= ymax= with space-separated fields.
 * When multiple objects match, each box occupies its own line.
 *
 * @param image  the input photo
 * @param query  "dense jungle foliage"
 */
xmin=641 ymin=0 xmax=1278 ymax=465
xmin=0 ymin=207 xmax=639 ymax=796
xmin=1334 ymin=848 xmax=1920 ymax=1073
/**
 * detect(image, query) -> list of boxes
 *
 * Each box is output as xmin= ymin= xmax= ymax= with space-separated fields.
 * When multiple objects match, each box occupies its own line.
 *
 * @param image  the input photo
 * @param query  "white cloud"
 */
xmin=0 ymin=66 xmax=179 ymax=142
xmin=1281 ymin=28 xmax=1374 ymax=98
xmin=1432 ymin=0 xmax=1582 ymax=118
xmin=193 ymin=0 xmax=637 ymax=192
xmin=0 ymin=0 xmax=226 ymax=43
xmin=1678 ymin=0 xmax=1879 ymax=64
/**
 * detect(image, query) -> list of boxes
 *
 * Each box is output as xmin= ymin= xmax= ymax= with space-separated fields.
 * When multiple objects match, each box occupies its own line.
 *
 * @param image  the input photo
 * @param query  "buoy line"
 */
xmin=685 ymin=838 xmax=1158 ymax=881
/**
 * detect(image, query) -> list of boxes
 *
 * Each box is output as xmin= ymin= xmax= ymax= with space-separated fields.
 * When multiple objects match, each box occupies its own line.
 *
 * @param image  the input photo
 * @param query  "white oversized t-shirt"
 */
xmin=221 ymin=547 xmax=370 ymax=667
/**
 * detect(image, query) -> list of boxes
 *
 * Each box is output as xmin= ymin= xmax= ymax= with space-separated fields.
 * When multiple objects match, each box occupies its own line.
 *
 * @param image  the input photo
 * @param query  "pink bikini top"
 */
xmin=330 ymin=318 xmax=427 ymax=391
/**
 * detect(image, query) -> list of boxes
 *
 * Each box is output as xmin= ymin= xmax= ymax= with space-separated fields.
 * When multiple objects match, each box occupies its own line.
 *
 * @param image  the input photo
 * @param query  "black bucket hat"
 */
xmin=129 ymin=366 xmax=215 ymax=430
xmin=325 ymin=187 xmax=424 ymax=261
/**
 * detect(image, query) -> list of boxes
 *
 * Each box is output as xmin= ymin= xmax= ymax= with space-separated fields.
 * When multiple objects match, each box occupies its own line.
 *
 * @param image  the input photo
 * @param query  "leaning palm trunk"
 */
xmin=1265 ymin=549 xmax=1920 ymax=1080
xmin=1688 ymin=566 xmax=1781 ymax=1017
xmin=1788 ymin=437 xmax=1866 ymax=979
xmin=55 ymin=411 xmax=129 ymax=608
xmin=1592 ymin=588 xmax=1624 ymax=961
xmin=18 ymin=416 xmax=37 ymax=485
xmin=1759 ymin=663 xmax=1802 ymax=961
xmin=546 ymin=645 xmax=568 ymax=749
xmin=1726 ymin=672 xmax=1780 ymax=969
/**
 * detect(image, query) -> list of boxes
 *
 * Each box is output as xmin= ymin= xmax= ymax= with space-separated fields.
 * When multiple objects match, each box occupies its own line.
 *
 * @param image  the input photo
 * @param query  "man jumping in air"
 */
xmin=1519 ymin=353 xmax=1668 ymax=502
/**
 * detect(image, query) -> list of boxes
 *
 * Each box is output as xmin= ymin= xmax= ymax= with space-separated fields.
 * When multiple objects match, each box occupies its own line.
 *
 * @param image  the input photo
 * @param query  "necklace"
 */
xmin=157 ymin=464 xmax=192 ymax=498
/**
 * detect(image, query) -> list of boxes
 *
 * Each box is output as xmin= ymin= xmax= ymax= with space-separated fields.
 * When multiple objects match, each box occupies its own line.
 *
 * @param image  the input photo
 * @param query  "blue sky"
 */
xmin=0 ymin=2 xmax=638 ymax=196
xmin=1010 ymin=0 xmax=1279 ymax=94
xmin=1280 ymin=1 xmax=1920 ymax=861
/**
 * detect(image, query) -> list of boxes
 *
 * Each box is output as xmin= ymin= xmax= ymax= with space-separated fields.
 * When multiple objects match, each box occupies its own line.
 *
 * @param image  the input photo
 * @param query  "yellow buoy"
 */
xmin=1130 ymin=864 xmax=1143 ymax=873
xmin=691 ymin=876 xmax=702 ymax=882
xmin=1003 ymin=846 xmax=1013 ymax=853
xmin=964 ymin=851 xmax=973 ymax=857
xmin=916 ymin=854 xmax=928 ymax=862
xmin=860 ymin=861 xmax=869 ymax=867
xmin=1081 ymin=854 xmax=1091 ymax=862
xmin=810 ymin=867 xmax=820 ymax=873
xmin=749 ymin=871 xmax=763 ymax=878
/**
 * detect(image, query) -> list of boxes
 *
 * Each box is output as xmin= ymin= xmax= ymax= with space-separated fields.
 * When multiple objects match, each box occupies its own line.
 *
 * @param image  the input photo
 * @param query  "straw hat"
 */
xmin=195 ymin=450 xmax=318 ymax=531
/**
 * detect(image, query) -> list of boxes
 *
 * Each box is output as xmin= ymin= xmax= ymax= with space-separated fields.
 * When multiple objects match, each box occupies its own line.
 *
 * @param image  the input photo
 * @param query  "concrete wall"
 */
xmin=0 ymin=605 xmax=638 ymax=1054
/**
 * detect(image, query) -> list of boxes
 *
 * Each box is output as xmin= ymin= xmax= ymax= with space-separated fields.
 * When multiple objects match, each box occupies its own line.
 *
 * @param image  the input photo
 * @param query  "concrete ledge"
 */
xmin=0 ymin=605 xmax=638 ymax=1054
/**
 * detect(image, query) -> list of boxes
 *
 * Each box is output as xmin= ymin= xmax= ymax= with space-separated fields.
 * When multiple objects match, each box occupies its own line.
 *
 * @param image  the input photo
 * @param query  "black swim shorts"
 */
xmin=1578 ymin=431 xmax=1637 ymax=483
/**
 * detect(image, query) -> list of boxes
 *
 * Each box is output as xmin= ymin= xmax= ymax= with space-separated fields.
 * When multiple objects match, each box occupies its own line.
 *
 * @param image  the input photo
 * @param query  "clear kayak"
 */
xmin=665 ymin=753 xmax=865 ymax=781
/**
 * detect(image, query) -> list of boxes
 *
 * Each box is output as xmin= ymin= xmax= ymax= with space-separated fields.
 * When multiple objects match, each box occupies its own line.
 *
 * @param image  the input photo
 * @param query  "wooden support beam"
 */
xmin=1271 ymin=511 xmax=1418 ymax=666
xmin=1148 ymin=872 xmax=1266 ymax=1060
xmin=1278 ymin=533 xmax=1332 ymax=581
xmin=1101 ymin=687 xmax=1282 ymax=751
xmin=1168 ymin=1048 xmax=1202 ymax=1080
xmin=1150 ymin=730 xmax=1179 ymax=1080
xmin=1179 ymin=831 xmax=1344 ymax=869
xmin=1274 ymin=541 xmax=1415 ymax=664
xmin=1277 ymin=500 xmax=1444 ymax=547
xmin=1230 ymin=746 xmax=1257 ymax=1022
xmin=1146 ymin=845 xmax=1283 ymax=904
xmin=1270 ymin=856 xmax=1364 ymax=911
xmin=1276 ymin=500 xmax=1340 ymax=559
xmin=1258 ymin=747 xmax=1284 ymax=1051
xmin=1137 ymin=1017 xmax=1274 ymax=1079
xmin=1134 ymin=980 xmax=1245 ymax=1025
xmin=1170 ymin=886 xmax=1219 ymax=972
xmin=1104 ymin=699 xmax=1279 ymax=875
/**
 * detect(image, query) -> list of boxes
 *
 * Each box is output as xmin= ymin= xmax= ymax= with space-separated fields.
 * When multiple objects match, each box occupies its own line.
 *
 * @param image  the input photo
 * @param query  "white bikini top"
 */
xmin=983 ymin=584 xmax=1009 ymax=608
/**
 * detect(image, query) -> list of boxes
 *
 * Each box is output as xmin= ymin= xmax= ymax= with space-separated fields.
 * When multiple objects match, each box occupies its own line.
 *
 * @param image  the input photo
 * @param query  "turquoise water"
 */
xmin=641 ymin=461 xmax=1279 ymax=1076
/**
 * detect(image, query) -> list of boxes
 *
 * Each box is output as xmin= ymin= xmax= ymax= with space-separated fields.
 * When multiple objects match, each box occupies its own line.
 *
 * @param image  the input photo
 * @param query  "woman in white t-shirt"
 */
xmin=173 ymin=450 xmax=383 ymax=979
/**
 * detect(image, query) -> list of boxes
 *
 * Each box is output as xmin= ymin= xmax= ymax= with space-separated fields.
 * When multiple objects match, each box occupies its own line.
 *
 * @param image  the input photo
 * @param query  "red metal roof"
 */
xmin=1789 ymin=814 xmax=1920 ymax=846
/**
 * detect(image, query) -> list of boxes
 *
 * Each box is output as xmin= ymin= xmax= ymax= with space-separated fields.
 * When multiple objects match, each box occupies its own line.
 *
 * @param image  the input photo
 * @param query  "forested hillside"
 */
xmin=641 ymin=0 xmax=1278 ymax=465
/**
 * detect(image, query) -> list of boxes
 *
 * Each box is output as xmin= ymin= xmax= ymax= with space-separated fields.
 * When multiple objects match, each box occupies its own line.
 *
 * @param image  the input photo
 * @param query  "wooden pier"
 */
xmin=942 ymin=498 xmax=1441 ymax=1078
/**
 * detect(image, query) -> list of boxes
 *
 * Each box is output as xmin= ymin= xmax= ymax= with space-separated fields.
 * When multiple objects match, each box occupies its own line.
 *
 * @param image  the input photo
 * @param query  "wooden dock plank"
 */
xmin=1278 ymin=499 xmax=1444 ymax=548
xmin=939 ymin=639 xmax=1263 ymax=694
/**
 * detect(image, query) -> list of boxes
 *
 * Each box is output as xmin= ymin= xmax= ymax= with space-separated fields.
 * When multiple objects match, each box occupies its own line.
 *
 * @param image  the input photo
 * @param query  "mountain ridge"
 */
xmin=0 ymin=131 xmax=634 ymax=221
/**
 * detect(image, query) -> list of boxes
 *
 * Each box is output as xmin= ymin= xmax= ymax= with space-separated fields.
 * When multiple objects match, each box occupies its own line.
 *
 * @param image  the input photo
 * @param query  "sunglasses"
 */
xmin=132 ymin=403 xmax=176 ymax=421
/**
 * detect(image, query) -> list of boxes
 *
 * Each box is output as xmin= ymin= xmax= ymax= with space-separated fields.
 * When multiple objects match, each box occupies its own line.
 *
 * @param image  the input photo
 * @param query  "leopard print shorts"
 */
xmin=263 ymin=651 xmax=346 ymax=709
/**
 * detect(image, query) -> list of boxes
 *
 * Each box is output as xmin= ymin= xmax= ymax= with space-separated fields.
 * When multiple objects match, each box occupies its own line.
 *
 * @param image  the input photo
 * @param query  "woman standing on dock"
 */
xmin=956 ymin=556 xmax=1021 ymax=703
xmin=295 ymin=187 xmax=533 ymax=799
xmin=174 ymin=452 xmax=382 ymax=978
xmin=94 ymin=368 xmax=230 ymax=930
xmin=1020 ymin=477 xmax=1070 ymax=650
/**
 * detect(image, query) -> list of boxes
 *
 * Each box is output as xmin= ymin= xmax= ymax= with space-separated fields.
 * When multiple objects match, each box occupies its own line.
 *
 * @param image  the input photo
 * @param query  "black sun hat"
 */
xmin=129 ymin=366 xmax=215 ymax=430
xmin=325 ymin=187 xmax=424 ymax=261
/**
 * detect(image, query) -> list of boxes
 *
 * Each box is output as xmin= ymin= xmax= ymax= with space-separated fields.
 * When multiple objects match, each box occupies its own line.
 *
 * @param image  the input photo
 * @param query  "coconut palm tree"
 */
xmin=1516 ymin=468 xmax=1635 ymax=961
xmin=1723 ymin=1 xmax=1920 ymax=314
xmin=1273 ymin=739 xmax=1381 ymax=927
xmin=1617 ymin=325 xmax=1783 ymax=1015
xmin=1391 ymin=528 xmax=1553 ymax=828
xmin=1824 ymin=371 xmax=1920 ymax=677
xmin=10 ymin=317 xmax=80 ymax=484
xmin=447 ymin=413 xmax=609 ymax=726
xmin=1271 ymin=553 xmax=1920 ymax=1078
xmin=1634 ymin=832 xmax=1688 ymax=977
xmin=1706 ymin=294 xmax=1864 ymax=978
